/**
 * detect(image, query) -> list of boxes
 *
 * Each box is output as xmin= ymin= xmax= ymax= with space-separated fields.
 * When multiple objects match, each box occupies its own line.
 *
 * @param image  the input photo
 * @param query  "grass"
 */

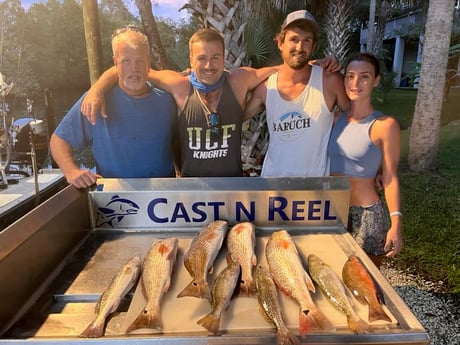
xmin=377 ymin=87 xmax=460 ymax=294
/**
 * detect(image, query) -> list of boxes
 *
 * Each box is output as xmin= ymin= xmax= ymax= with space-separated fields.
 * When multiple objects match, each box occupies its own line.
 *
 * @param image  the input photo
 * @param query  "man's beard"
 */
xmin=288 ymin=58 xmax=308 ymax=70
xmin=286 ymin=53 xmax=308 ymax=70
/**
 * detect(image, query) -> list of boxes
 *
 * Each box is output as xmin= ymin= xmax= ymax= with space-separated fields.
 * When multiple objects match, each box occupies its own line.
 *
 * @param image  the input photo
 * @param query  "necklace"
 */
xmin=195 ymin=87 xmax=223 ymax=139
xmin=195 ymin=87 xmax=222 ymax=116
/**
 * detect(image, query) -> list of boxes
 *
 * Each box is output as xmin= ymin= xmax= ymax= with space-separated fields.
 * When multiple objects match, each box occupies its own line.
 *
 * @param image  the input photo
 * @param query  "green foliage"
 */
xmin=375 ymin=88 xmax=417 ymax=129
xmin=382 ymin=88 xmax=460 ymax=294
xmin=156 ymin=17 xmax=199 ymax=71
xmin=377 ymin=87 xmax=460 ymax=130
xmin=244 ymin=20 xmax=277 ymax=68
xmin=396 ymin=125 xmax=460 ymax=293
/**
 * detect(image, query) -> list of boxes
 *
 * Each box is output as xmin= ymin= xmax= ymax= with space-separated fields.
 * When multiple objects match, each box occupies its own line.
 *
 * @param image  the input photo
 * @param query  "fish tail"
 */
xmin=239 ymin=278 xmax=256 ymax=297
xmin=197 ymin=312 xmax=221 ymax=335
xmin=177 ymin=279 xmax=210 ymax=299
xmin=347 ymin=317 xmax=371 ymax=334
xmin=125 ymin=309 xmax=162 ymax=334
xmin=298 ymin=308 xmax=312 ymax=337
xmin=309 ymin=306 xmax=336 ymax=332
xmin=277 ymin=326 xmax=300 ymax=345
xmin=369 ymin=305 xmax=392 ymax=323
xmin=79 ymin=319 xmax=105 ymax=338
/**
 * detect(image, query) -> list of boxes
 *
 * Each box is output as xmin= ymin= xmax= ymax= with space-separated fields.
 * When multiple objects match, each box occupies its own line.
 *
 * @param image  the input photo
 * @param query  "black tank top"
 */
xmin=178 ymin=72 xmax=243 ymax=177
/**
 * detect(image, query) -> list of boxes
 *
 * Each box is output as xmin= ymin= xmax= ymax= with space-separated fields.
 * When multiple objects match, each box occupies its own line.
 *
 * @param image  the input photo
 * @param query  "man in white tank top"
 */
xmin=245 ymin=10 xmax=350 ymax=177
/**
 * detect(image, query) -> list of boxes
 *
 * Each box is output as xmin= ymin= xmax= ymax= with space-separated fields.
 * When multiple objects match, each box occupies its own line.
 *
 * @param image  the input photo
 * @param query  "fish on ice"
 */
xmin=266 ymin=230 xmax=335 ymax=337
xmin=226 ymin=221 xmax=257 ymax=296
xmin=307 ymin=253 xmax=371 ymax=334
xmin=125 ymin=237 xmax=178 ymax=334
xmin=177 ymin=220 xmax=228 ymax=300
xmin=342 ymin=255 xmax=392 ymax=323
xmin=197 ymin=261 xmax=241 ymax=335
xmin=255 ymin=264 xmax=299 ymax=345
xmin=79 ymin=255 xmax=141 ymax=338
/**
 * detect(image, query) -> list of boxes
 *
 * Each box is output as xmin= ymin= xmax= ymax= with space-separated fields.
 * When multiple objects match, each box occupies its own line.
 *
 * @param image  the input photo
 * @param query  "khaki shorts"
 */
xmin=347 ymin=199 xmax=389 ymax=256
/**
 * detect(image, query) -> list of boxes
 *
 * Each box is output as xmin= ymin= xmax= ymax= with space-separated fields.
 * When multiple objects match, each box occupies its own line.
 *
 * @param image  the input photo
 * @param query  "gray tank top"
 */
xmin=328 ymin=111 xmax=382 ymax=178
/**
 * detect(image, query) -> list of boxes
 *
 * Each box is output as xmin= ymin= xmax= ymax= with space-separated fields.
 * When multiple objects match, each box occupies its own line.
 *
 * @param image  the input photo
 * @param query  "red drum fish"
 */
xmin=80 ymin=256 xmax=141 ymax=338
xmin=226 ymin=222 xmax=257 ymax=296
xmin=266 ymin=230 xmax=335 ymax=337
xmin=307 ymin=253 xmax=371 ymax=334
xmin=255 ymin=264 xmax=300 ymax=345
xmin=178 ymin=220 xmax=228 ymax=300
xmin=125 ymin=238 xmax=178 ymax=333
xmin=197 ymin=261 xmax=241 ymax=335
xmin=342 ymin=255 xmax=392 ymax=323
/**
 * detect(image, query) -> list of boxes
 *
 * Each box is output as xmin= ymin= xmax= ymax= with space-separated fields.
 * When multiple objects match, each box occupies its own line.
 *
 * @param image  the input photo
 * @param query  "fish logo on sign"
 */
xmin=96 ymin=195 xmax=140 ymax=228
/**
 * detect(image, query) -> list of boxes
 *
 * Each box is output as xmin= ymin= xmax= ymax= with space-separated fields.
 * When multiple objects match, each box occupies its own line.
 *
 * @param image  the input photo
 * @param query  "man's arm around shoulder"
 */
xmin=324 ymin=70 xmax=350 ymax=112
xmin=243 ymin=81 xmax=268 ymax=121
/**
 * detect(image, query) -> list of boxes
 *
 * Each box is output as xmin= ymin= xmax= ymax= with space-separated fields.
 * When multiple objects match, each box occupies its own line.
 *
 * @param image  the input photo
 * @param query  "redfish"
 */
xmin=307 ymin=253 xmax=371 ymax=334
xmin=178 ymin=220 xmax=228 ymax=299
xmin=342 ymin=255 xmax=392 ymax=323
xmin=125 ymin=238 xmax=178 ymax=333
xmin=79 ymin=256 xmax=141 ymax=338
xmin=266 ymin=230 xmax=335 ymax=336
xmin=226 ymin=222 xmax=257 ymax=296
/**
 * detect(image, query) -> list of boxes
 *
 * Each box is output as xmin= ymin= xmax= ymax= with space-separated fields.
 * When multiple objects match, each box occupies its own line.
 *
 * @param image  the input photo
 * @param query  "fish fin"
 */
xmin=368 ymin=304 xmax=392 ymax=323
xmin=298 ymin=308 xmax=311 ymax=337
xmin=309 ymin=306 xmax=335 ymax=332
xmin=125 ymin=308 xmax=162 ymax=334
xmin=197 ymin=312 xmax=221 ymax=335
xmin=238 ymin=278 xmax=256 ymax=297
xmin=177 ymin=279 xmax=210 ymax=300
xmin=277 ymin=326 xmax=300 ymax=345
xmin=94 ymin=299 xmax=102 ymax=314
xmin=304 ymin=272 xmax=316 ymax=293
xmin=347 ymin=317 xmax=372 ymax=334
xmin=299 ymin=306 xmax=336 ymax=337
xmin=79 ymin=319 xmax=105 ymax=338
xmin=373 ymin=278 xmax=386 ymax=305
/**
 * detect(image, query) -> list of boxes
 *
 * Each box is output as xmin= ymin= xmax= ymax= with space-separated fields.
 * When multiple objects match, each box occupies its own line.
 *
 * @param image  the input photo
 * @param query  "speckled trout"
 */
xmin=342 ymin=255 xmax=392 ymax=323
xmin=79 ymin=255 xmax=141 ymax=338
xmin=197 ymin=261 xmax=241 ymax=335
xmin=125 ymin=237 xmax=178 ymax=333
xmin=255 ymin=264 xmax=299 ymax=345
xmin=178 ymin=220 xmax=228 ymax=300
xmin=266 ymin=230 xmax=335 ymax=336
xmin=308 ymin=253 xmax=371 ymax=334
xmin=226 ymin=222 xmax=257 ymax=296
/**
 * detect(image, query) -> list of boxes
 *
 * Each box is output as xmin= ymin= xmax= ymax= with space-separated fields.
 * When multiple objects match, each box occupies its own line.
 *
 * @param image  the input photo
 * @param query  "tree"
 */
xmin=82 ymin=0 xmax=103 ymax=84
xmin=323 ymin=0 xmax=352 ymax=63
xmin=367 ymin=0 xmax=376 ymax=51
xmin=136 ymin=0 xmax=170 ymax=69
xmin=408 ymin=0 xmax=456 ymax=171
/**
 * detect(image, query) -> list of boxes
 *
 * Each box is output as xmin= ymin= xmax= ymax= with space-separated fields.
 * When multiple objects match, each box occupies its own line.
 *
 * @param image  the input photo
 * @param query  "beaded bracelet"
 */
xmin=390 ymin=211 xmax=403 ymax=218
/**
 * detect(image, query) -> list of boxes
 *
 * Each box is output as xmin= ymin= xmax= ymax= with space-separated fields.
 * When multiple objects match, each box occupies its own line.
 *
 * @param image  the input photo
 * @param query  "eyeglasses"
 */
xmin=207 ymin=112 xmax=220 ymax=140
xmin=112 ymin=25 xmax=145 ymax=39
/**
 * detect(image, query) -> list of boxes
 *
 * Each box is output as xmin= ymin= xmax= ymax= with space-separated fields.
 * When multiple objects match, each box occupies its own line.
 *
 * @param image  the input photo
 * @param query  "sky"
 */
xmin=21 ymin=0 xmax=189 ymax=22
xmin=152 ymin=0 xmax=189 ymax=22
